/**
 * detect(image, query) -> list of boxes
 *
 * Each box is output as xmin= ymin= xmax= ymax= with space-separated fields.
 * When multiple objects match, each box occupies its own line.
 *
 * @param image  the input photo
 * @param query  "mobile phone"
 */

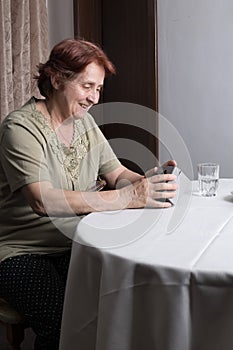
xmin=156 ymin=166 xmax=181 ymax=205
xmin=156 ymin=166 xmax=181 ymax=177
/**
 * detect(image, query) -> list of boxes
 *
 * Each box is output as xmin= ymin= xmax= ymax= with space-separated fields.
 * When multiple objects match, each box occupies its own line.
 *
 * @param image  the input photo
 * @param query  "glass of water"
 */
xmin=197 ymin=163 xmax=219 ymax=197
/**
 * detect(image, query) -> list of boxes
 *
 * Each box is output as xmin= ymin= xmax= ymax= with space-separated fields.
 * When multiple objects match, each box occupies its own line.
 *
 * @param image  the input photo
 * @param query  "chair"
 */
xmin=0 ymin=298 xmax=25 ymax=350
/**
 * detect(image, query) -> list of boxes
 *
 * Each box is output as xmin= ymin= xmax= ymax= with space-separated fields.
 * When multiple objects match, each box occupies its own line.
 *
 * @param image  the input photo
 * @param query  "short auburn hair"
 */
xmin=34 ymin=38 xmax=116 ymax=98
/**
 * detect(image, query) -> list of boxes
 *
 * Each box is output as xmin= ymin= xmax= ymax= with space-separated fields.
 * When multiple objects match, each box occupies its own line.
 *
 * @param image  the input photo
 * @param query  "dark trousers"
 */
xmin=0 ymin=251 xmax=71 ymax=350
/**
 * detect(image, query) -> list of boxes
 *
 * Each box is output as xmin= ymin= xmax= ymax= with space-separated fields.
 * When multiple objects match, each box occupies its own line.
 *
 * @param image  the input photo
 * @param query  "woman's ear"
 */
xmin=50 ymin=75 xmax=60 ymax=90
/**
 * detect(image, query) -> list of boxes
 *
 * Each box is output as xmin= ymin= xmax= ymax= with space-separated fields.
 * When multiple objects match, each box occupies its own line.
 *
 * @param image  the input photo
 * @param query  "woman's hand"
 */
xmin=120 ymin=170 xmax=178 ymax=209
xmin=162 ymin=159 xmax=177 ymax=168
xmin=105 ymin=159 xmax=179 ymax=209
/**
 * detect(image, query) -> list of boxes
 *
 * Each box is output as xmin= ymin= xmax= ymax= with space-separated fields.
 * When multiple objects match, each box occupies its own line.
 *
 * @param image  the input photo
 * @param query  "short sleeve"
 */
xmin=0 ymin=123 xmax=51 ymax=192
xmin=98 ymin=138 xmax=121 ymax=175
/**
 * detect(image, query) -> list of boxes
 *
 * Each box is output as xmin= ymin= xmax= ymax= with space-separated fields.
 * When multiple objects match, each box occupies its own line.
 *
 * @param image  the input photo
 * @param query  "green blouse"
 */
xmin=0 ymin=97 xmax=121 ymax=261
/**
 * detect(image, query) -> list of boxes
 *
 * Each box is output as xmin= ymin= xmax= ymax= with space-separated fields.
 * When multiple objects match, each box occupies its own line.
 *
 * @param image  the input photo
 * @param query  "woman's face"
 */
xmin=56 ymin=61 xmax=105 ymax=118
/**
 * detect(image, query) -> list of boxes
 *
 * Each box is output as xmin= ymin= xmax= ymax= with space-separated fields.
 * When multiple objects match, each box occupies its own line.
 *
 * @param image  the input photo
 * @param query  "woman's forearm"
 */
xmin=21 ymin=181 xmax=132 ymax=217
xmin=114 ymin=168 xmax=144 ymax=188
xmin=21 ymin=170 xmax=178 ymax=217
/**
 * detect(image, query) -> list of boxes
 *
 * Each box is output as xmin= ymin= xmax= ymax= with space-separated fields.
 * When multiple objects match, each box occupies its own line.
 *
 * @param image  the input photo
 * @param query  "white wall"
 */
xmin=158 ymin=0 xmax=233 ymax=178
xmin=47 ymin=0 xmax=74 ymax=49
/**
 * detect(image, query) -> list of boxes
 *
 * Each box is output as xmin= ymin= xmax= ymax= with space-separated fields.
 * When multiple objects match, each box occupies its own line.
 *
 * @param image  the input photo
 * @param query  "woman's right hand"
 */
xmin=120 ymin=172 xmax=178 ymax=209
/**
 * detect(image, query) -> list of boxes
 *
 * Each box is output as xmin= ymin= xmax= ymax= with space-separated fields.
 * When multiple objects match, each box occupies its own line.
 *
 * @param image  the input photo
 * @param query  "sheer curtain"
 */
xmin=0 ymin=0 xmax=49 ymax=121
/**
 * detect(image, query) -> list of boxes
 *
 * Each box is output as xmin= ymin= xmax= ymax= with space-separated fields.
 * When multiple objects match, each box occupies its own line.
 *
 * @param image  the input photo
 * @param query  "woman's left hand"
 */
xmin=162 ymin=159 xmax=177 ymax=168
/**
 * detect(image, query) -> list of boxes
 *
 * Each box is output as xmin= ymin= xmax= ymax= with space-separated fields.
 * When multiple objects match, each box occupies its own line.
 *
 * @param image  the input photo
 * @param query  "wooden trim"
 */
xmin=154 ymin=0 xmax=159 ymax=160
xmin=73 ymin=0 xmax=102 ymax=44
xmin=73 ymin=0 xmax=79 ymax=37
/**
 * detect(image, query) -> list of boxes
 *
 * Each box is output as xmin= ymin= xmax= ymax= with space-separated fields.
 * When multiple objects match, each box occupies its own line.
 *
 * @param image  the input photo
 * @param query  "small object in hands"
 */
xmin=197 ymin=163 xmax=219 ymax=197
xmin=87 ymin=178 xmax=107 ymax=192
xmin=156 ymin=165 xmax=181 ymax=178
xmin=155 ymin=166 xmax=181 ymax=205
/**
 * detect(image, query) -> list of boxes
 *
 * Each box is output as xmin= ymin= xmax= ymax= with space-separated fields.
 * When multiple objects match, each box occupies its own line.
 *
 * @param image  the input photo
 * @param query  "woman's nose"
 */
xmin=87 ymin=90 xmax=99 ymax=104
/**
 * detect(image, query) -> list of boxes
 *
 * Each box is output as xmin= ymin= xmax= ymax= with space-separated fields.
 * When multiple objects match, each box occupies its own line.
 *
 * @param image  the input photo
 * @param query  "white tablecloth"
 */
xmin=59 ymin=178 xmax=233 ymax=350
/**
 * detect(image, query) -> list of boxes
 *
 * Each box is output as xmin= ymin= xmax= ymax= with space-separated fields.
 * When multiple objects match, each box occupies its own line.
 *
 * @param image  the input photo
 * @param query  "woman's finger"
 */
xmin=148 ymin=173 xmax=177 ymax=183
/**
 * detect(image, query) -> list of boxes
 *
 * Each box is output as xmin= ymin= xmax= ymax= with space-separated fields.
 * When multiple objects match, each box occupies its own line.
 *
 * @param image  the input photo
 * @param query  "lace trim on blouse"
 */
xmin=31 ymin=99 xmax=89 ymax=181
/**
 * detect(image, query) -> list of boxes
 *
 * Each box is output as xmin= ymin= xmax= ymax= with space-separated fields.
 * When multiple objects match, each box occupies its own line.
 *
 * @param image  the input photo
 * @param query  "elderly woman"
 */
xmin=0 ymin=38 xmax=177 ymax=349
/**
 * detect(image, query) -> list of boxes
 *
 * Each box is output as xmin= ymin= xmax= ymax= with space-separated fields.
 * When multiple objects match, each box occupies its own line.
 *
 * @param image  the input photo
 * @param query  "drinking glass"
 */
xmin=197 ymin=163 xmax=219 ymax=197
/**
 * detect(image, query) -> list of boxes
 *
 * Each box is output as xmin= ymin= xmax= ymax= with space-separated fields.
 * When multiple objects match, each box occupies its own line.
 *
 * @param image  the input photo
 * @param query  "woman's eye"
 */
xmin=82 ymin=84 xmax=103 ymax=93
